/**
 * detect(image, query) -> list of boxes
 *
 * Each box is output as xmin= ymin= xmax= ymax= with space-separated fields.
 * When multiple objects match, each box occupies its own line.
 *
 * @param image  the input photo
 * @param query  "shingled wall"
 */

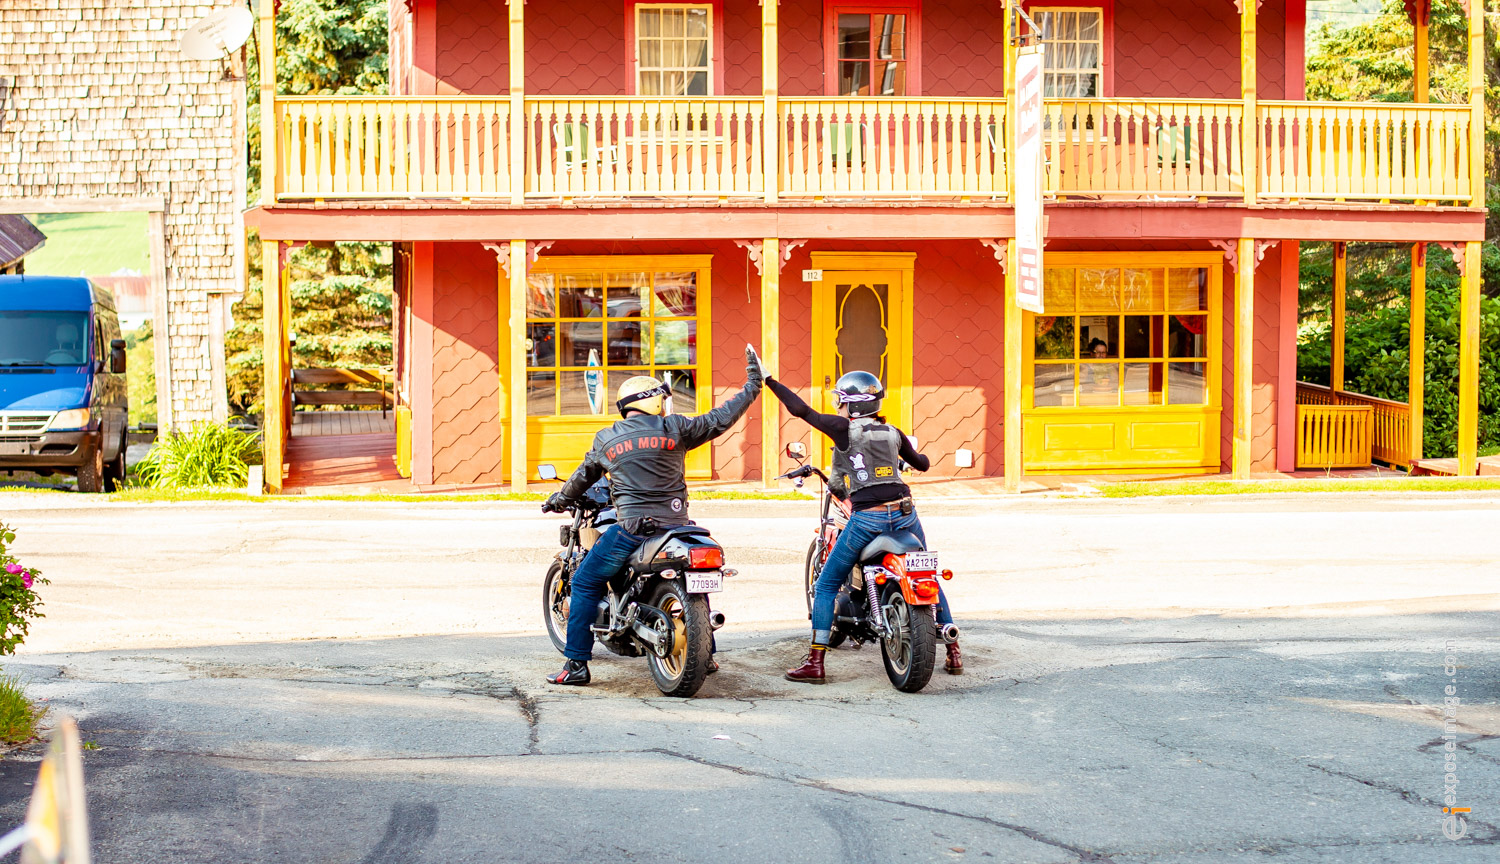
xmin=0 ymin=0 xmax=242 ymax=424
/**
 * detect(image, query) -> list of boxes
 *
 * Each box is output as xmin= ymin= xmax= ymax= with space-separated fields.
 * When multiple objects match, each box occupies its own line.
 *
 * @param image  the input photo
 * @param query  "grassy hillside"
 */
xmin=23 ymin=212 xmax=150 ymax=276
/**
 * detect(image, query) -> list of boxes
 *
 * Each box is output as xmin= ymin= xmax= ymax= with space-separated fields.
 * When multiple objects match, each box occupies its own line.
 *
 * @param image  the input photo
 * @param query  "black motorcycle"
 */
xmin=538 ymin=465 xmax=730 ymax=697
xmin=779 ymin=443 xmax=957 ymax=693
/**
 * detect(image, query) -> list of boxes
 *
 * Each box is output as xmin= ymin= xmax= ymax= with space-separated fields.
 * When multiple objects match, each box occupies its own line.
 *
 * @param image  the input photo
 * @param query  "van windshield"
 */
xmin=0 ymin=311 xmax=92 ymax=367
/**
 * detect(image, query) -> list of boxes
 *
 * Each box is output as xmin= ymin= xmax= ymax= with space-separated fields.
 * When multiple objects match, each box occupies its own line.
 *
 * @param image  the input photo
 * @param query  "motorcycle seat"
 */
xmin=631 ymin=524 xmax=713 ymax=568
xmin=858 ymin=531 xmax=923 ymax=563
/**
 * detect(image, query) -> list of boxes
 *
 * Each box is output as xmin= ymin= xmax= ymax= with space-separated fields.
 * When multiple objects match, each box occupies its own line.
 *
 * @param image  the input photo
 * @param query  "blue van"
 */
xmin=0 ymin=276 xmax=130 ymax=492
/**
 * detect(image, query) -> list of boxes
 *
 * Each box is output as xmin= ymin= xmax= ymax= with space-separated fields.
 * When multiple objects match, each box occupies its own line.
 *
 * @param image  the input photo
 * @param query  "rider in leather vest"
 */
xmin=764 ymin=370 xmax=964 ymax=683
xmin=540 ymin=347 xmax=763 ymax=686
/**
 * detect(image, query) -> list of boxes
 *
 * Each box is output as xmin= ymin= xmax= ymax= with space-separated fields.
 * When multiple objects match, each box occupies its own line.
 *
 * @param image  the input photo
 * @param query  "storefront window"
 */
xmin=526 ymin=264 xmax=704 ymax=417
xmin=1031 ymin=265 xmax=1211 ymax=409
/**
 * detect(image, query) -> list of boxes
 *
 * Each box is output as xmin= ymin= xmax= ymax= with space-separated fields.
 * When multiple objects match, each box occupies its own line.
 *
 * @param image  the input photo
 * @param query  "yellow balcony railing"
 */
xmin=1297 ymin=382 xmax=1412 ymax=468
xmin=778 ymin=99 xmax=1008 ymax=198
xmin=1259 ymin=101 xmax=1474 ymax=203
xmin=524 ymin=98 xmax=767 ymax=198
xmin=1043 ymin=99 xmax=1247 ymax=199
xmin=268 ymin=97 xmax=1477 ymax=206
xmin=1296 ymin=403 xmax=1373 ymax=469
xmin=276 ymin=97 xmax=513 ymax=199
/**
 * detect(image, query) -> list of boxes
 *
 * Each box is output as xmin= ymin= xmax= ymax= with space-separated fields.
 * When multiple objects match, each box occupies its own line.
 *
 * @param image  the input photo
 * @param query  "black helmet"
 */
xmin=834 ymin=370 xmax=884 ymax=417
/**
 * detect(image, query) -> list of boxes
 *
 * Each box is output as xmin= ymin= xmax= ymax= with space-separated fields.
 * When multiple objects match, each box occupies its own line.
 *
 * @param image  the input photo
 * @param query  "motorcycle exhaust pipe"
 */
xmin=940 ymin=623 xmax=961 ymax=644
xmin=709 ymin=611 xmax=727 ymax=631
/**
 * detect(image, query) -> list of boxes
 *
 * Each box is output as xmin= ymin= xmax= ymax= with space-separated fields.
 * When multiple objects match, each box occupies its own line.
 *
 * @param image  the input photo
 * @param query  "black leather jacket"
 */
xmin=557 ymin=379 xmax=761 ymax=528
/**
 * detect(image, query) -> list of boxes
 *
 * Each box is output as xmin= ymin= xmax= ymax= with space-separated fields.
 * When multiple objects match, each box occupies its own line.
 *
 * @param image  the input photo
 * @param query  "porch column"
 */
xmin=1468 ymin=0 xmax=1485 ymax=206
xmin=261 ymin=241 xmax=286 ymax=493
xmin=761 ymin=238 xmax=781 ymax=487
xmin=761 ymin=0 xmax=779 ymax=206
xmin=1414 ymin=5 xmax=1429 ymax=103
xmin=1331 ymin=241 xmax=1346 ymax=392
xmin=1232 ymin=238 xmax=1256 ymax=479
xmin=257 ymin=0 xmax=276 ymax=206
xmin=508 ymin=0 xmax=525 ymax=205
xmin=1004 ymin=239 xmax=1023 ymax=493
xmin=1458 ymin=240 xmax=1481 ymax=475
xmin=1408 ymin=243 xmax=1425 ymax=463
xmin=508 ymin=239 xmax=528 ymax=489
xmin=1238 ymin=0 xmax=1258 ymax=206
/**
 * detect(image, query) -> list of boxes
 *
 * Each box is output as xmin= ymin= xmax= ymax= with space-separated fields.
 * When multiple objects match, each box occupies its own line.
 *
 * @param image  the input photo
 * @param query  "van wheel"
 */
xmin=76 ymin=443 xmax=105 ymax=493
xmin=103 ymin=432 xmax=127 ymax=492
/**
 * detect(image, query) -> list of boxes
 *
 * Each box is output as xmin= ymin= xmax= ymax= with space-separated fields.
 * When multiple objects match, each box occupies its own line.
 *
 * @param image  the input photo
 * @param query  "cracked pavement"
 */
xmin=1 ymin=493 xmax=1498 ymax=862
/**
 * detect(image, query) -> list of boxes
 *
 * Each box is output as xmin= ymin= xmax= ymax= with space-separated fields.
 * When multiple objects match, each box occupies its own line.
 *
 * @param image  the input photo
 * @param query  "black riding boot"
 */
xmin=546 ymin=659 xmax=591 ymax=686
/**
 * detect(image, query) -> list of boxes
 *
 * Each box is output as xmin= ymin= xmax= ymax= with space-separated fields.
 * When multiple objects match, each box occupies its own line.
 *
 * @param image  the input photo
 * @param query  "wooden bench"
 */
xmin=291 ymin=368 xmax=393 ymax=412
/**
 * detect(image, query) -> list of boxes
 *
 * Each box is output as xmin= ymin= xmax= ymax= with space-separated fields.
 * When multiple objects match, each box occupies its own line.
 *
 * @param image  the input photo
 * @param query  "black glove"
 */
xmin=542 ymin=492 xmax=569 ymax=513
xmin=745 ymin=345 xmax=765 ymax=386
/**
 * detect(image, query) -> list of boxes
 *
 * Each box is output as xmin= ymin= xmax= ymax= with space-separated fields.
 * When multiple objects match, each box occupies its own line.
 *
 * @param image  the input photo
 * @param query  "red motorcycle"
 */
xmin=779 ymin=443 xmax=956 ymax=693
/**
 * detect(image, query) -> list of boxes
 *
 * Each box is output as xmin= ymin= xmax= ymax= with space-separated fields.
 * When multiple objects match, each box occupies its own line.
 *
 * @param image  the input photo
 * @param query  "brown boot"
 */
xmin=944 ymin=642 xmax=964 ymax=675
xmin=784 ymin=646 xmax=826 ymax=684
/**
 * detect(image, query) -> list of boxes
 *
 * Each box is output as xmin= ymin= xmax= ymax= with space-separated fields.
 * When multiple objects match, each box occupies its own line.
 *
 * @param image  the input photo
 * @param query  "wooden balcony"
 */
xmin=1295 ymin=381 xmax=1414 ymax=469
xmin=269 ymin=97 xmax=1478 ymax=208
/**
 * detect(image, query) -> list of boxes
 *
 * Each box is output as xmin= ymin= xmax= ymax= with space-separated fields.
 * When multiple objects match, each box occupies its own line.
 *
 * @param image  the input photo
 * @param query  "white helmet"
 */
xmin=616 ymin=375 xmax=668 ymax=416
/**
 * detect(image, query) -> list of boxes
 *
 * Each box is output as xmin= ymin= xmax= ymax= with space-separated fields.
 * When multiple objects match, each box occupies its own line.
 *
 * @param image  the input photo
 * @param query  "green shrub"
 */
xmin=0 ymin=675 xmax=43 ymax=746
xmin=135 ymin=422 xmax=260 ymax=489
xmin=0 ymin=522 xmax=48 ymax=656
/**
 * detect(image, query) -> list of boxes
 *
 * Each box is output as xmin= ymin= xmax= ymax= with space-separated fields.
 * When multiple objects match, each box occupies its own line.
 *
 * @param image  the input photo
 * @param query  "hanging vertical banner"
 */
xmin=1014 ymin=44 xmax=1046 ymax=314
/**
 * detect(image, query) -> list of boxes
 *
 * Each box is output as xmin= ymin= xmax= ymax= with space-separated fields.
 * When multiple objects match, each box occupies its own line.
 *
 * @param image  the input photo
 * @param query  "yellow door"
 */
xmin=810 ymin=258 xmax=914 ymax=468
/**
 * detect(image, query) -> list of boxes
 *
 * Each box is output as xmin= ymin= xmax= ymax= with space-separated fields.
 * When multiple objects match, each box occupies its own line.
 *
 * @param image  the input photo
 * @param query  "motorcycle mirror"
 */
xmin=785 ymin=442 xmax=807 ymax=461
xmin=537 ymin=464 xmax=558 ymax=481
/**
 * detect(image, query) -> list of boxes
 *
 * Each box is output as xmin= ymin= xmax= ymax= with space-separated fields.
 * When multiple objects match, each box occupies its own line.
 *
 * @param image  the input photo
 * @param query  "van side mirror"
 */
xmin=109 ymin=339 xmax=127 ymax=374
xmin=785 ymin=442 xmax=807 ymax=461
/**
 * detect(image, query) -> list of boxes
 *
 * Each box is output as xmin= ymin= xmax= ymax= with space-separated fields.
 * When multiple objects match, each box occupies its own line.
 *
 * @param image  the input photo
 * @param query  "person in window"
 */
xmin=1083 ymin=338 xmax=1117 ymax=398
xmin=766 ymin=370 xmax=964 ymax=683
xmin=540 ymin=347 xmax=763 ymax=686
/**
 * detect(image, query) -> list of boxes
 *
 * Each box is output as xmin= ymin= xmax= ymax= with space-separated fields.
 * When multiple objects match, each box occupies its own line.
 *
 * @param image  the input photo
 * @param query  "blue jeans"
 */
xmin=564 ymin=524 xmax=645 ymax=662
xmin=812 ymin=507 xmax=954 ymax=645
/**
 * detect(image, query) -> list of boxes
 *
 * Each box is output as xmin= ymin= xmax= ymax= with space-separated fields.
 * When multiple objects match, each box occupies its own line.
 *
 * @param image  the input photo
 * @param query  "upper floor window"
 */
xmin=827 ymin=4 xmax=920 ymax=96
xmin=1033 ymin=7 xmax=1103 ymax=98
xmin=635 ymin=4 xmax=714 ymax=96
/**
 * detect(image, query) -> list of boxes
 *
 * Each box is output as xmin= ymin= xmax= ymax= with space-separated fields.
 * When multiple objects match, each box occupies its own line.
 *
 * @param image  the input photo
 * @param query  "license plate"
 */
xmin=904 ymin=551 xmax=939 ymax=573
xmin=0 ymin=442 xmax=30 ymax=456
xmin=685 ymin=571 xmax=723 ymax=593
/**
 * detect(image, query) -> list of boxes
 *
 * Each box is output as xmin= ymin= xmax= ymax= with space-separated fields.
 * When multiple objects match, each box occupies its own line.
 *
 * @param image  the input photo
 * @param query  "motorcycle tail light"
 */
xmin=913 ymin=579 xmax=941 ymax=602
xmin=940 ymin=569 xmax=954 ymax=581
xmin=688 ymin=547 xmax=724 ymax=569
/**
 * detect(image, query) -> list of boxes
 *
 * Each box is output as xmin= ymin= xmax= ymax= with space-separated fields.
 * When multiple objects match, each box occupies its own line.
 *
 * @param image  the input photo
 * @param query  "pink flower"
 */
xmin=3 ymin=563 xmax=20 ymax=575
xmin=21 ymin=572 xmax=32 ymax=589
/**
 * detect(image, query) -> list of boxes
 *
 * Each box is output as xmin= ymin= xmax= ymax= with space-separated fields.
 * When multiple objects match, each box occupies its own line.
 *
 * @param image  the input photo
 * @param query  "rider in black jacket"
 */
xmin=541 ymin=347 xmax=764 ymax=685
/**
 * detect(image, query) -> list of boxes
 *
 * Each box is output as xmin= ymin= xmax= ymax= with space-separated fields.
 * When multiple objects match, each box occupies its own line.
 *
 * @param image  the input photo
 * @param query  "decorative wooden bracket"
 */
xmin=277 ymin=240 xmax=310 ymax=269
xmin=1209 ymin=239 xmax=1238 ymax=269
xmin=485 ymin=241 xmax=555 ymax=277
xmin=1436 ymin=241 xmax=1466 ymax=270
xmin=1232 ymin=0 xmax=1264 ymax=12
xmin=734 ymin=240 xmax=765 ymax=276
xmin=1255 ymin=240 xmax=1280 ymax=267
xmin=780 ymin=240 xmax=808 ymax=269
xmin=980 ymin=239 xmax=1007 ymax=272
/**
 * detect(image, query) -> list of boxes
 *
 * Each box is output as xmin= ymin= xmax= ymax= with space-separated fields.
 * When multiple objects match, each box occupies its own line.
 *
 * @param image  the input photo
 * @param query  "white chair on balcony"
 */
xmin=553 ymin=122 xmax=619 ymax=173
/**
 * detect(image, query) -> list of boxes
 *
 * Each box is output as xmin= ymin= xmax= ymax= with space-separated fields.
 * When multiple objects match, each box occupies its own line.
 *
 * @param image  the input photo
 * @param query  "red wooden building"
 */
xmin=246 ymin=0 xmax=1487 ymax=493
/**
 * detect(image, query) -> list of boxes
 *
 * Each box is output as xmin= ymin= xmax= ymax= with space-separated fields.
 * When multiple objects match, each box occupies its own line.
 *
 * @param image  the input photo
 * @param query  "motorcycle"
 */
xmin=538 ymin=464 xmax=730 ymax=697
xmin=778 ymin=442 xmax=957 ymax=693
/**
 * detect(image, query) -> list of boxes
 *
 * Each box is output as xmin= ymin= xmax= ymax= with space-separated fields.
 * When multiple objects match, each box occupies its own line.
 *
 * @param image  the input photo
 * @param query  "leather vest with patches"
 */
xmin=831 ymin=417 xmax=905 ymax=497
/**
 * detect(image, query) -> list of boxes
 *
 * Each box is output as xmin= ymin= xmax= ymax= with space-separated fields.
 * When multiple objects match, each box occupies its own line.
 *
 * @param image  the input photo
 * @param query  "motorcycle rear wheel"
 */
xmin=647 ymin=580 xmax=713 ymax=698
xmin=803 ymin=539 xmax=846 ymax=648
xmin=879 ymin=584 xmax=937 ymax=693
xmin=542 ymin=560 xmax=571 ymax=655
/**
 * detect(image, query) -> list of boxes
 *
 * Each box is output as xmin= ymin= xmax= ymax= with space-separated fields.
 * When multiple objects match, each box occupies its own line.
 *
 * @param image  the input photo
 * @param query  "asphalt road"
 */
xmin=1 ymin=492 xmax=1498 ymax=863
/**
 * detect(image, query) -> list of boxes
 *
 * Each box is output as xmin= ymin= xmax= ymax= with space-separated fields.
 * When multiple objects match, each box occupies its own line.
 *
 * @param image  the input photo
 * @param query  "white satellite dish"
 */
xmin=180 ymin=7 xmax=254 ymax=61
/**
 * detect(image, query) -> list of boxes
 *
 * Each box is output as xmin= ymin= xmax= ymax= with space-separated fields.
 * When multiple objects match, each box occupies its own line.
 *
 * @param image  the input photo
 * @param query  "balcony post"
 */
xmin=1004 ymin=238 xmax=1023 ymax=493
xmin=1458 ymin=240 xmax=1481 ymax=475
xmin=1233 ymin=237 xmax=1256 ymax=479
xmin=1238 ymin=1 xmax=1258 ymax=206
xmin=1003 ymin=0 xmax=1015 ymax=202
xmin=1409 ymin=243 xmax=1426 ymax=463
xmin=762 ymin=0 xmax=779 ymax=205
xmin=761 ymin=238 xmax=780 ymax=487
xmin=257 ymin=0 xmax=276 ymax=204
xmin=1467 ymin=0 xmax=1484 ymax=206
xmin=261 ymin=241 xmax=285 ymax=493
xmin=1414 ymin=8 xmax=1429 ymax=103
xmin=509 ymin=0 xmax=525 ymax=205
xmin=1332 ymin=241 xmax=1346 ymax=392
xmin=509 ymin=239 xmax=528 ymax=489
